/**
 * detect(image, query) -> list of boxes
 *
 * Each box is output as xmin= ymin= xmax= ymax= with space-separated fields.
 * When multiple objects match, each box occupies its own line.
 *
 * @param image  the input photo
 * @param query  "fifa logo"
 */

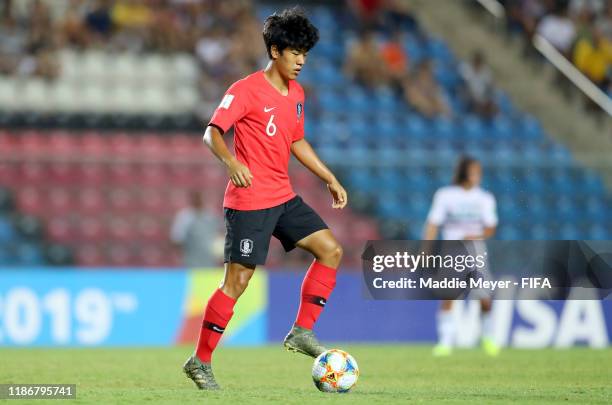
xmin=240 ymin=239 xmax=254 ymax=255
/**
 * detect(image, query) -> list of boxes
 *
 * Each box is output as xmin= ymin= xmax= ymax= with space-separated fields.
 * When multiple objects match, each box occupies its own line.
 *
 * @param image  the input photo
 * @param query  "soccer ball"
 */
xmin=312 ymin=349 xmax=359 ymax=393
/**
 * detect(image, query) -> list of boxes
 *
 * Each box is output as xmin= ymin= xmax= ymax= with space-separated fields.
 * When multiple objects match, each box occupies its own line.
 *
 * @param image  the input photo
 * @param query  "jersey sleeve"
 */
xmin=208 ymin=80 xmax=249 ymax=134
xmin=292 ymin=86 xmax=305 ymax=142
xmin=482 ymin=193 xmax=498 ymax=227
xmin=427 ymin=189 xmax=447 ymax=226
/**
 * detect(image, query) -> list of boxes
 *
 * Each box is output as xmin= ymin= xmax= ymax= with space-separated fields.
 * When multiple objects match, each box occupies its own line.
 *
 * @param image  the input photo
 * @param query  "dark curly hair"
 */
xmin=453 ymin=156 xmax=479 ymax=185
xmin=262 ymin=6 xmax=319 ymax=59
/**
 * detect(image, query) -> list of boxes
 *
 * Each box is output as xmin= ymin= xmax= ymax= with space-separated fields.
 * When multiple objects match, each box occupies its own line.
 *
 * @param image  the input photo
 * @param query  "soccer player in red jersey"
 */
xmin=183 ymin=7 xmax=348 ymax=390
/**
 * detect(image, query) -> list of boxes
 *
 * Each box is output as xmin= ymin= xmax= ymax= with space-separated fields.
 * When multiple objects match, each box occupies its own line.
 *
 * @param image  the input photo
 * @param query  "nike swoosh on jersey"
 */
xmin=264 ymin=106 xmax=276 ymax=112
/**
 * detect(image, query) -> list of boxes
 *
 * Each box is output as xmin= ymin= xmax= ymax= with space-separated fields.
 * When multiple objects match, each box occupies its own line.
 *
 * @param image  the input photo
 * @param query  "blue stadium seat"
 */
xmin=427 ymin=38 xmax=454 ymax=64
xmin=461 ymin=116 xmax=486 ymax=140
xmin=517 ymin=115 xmax=543 ymax=140
xmin=491 ymin=116 xmax=513 ymax=139
xmin=318 ymin=90 xmax=344 ymax=114
xmin=494 ymin=91 xmax=514 ymax=115
xmin=0 ymin=216 xmax=15 ymax=244
xmin=15 ymin=242 xmax=44 ymax=266
xmin=432 ymin=118 xmax=454 ymax=140
xmin=559 ymin=224 xmax=581 ymax=240
xmin=588 ymin=224 xmax=609 ymax=239
xmin=345 ymin=85 xmax=370 ymax=113
xmin=0 ymin=246 xmax=13 ymax=266
xmin=498 ymin=225 xmax=521 ymax=240
xmin=377 ymin=194 xmax=406 ymax=219
xmin=529 ymin=223 xmax=550 ymax=240
xmin=403 ymin=114 xmax=429 ymax=140
xmin=348 ymin=170 xmax=377 ymax=192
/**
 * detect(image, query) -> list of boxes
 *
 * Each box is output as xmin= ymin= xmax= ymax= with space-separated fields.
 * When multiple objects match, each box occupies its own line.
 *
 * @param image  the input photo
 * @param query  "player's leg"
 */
xmin=183 ymin=262 xmax=255 ymax=390
xmin=196 ymin=262 xmax=255 ymax=362
xmin=184 ymin=206 xmax=275 ymax=390
xmin=480 ymin=298 xmax=500 ymax=356
xmin=272 ymin=196 xmax=337 ymax=357
xmin=284 ymin=229 xmax=342 ymax=357
xmin=433 ymin=299 xmax=455 ymax=356
xmin=294 ymin=228 xmax=342 ymax=328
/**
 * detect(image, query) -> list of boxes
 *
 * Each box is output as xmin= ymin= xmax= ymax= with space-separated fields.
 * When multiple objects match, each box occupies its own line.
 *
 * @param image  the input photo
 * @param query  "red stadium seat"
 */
xmin=138 ymin=188 xmax=167 ymax=214
xmin=78 ymin=188 xmax=106 ymax=214
xmin=136 ymin=244 xmax=167 ymax=267
xmin=48 ymin=131 xmax=79 ymax=157
xmin=19 ymin=161 xmax=48 ymax=185
xmin=136 ymin=215 xmax=166 ymax=242
xmin=139 ymin=163 xmax=168 ymax=186
xmin=16 ymin=187 xmax=45 ymax=215
xmin=107 ymin=217 xmax=137 ymax=242
xmin=19 ymin=131 xmax=49 ymax=158
xmin=109 ymin=133 xmax=139 ymax=158
xmin=77 ymin=215 xmax=107 ymax=242
xmin=80 ymin=131 xmax=109 ymax=158
xmin=48 ymin=188 xmax=75 ymax=215
xmin=75 ymin=243 xmax=106 ymax=267
xmin=48 ymin=161 xmax=80 ymax=185
xmin=77 ymin=162 xmax=108 ymax=185
xmin=0 ymin=162 xmax=18 ymax=188
xmin=47 ymin=217 xmax=77 ymax=243
xmin=108 ymin=188 xmax=136 ymax=213
xmin=106 ymin=243 xmax=134 ymax=266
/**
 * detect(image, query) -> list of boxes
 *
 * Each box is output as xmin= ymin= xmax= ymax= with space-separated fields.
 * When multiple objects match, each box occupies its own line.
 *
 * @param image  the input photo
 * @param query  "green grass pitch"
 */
xmin=1 ymin=345 xmax=610 ymax=404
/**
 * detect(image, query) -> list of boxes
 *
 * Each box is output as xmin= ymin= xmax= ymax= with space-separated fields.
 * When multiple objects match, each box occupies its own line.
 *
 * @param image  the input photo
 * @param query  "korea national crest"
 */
xmin=296 ymin=102 xmax=303 ymax=119
xmin=240 ymin=239 xmax=253 ymax=255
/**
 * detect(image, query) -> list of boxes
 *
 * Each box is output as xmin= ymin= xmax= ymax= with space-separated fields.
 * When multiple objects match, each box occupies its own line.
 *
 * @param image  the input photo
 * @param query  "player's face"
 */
xmin=467 ymin=162 xmax=482 ymax=187
xmin=273 ymin=46 xmax=307 ymax=80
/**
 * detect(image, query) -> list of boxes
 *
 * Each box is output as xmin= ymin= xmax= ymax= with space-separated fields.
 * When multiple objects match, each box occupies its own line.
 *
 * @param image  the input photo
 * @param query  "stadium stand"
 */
xmin=0 ymin=1 xmax=610 ymax=268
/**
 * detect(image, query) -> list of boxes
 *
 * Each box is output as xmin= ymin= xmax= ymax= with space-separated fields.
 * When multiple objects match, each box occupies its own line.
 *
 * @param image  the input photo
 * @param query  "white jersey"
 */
xmin=426 ymin=185 xmax=498 ymax=240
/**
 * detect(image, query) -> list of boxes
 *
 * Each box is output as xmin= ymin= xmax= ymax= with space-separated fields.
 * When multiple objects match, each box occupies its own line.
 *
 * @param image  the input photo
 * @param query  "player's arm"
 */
xmin=290 ymin=138 xmax=347 ymax=209
xmin=423 ymin=189 xmax=445 ymax=240
xmin=422 ymin=222 xmax=439 ymax=240
xmin=203 ymin=125 xmax=253 ymax=188
xmin=464 ymin=226 xmax=496 ymax=240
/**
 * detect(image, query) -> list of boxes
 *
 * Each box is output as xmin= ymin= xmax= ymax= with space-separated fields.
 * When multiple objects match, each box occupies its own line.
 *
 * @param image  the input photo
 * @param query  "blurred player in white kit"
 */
xmin=423 ymin=156 xmax=499 ymax=356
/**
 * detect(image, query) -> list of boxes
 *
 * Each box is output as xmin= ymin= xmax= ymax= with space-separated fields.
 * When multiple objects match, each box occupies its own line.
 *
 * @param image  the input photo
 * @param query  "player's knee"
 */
xmin=319 ymin=241 xmax=343 ymax=264
xmin=480 ymin=299 xmax=492 ymax=312
xmin=223 ymin=267 xmax=254 ymax=298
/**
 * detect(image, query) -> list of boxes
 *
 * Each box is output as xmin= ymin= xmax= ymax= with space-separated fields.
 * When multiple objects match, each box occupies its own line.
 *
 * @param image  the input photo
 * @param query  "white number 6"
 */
xmin=266 ymin=115 xmax=277 ymax=137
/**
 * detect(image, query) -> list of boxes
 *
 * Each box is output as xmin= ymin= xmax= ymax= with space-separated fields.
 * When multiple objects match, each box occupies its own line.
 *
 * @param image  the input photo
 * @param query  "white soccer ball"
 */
xmin=312 ymin=349 xmax=359 ymax=393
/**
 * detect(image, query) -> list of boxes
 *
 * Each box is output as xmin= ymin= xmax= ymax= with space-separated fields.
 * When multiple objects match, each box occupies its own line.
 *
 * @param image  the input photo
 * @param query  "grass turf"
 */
xmin=1 ymin=345 xmax=610 ymax=404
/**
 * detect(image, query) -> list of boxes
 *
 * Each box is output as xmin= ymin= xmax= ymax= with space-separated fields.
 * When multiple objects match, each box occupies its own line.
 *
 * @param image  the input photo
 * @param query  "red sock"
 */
xmin=295 ymin=260 xmax=337 ymax=330
xmin=195 ymin=289 xmax=236 ymax=363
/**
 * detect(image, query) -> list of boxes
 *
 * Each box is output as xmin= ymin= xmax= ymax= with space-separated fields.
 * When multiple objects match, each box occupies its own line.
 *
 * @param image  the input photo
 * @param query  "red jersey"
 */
xmin=209 ymin=71 xmax=305 ymax=210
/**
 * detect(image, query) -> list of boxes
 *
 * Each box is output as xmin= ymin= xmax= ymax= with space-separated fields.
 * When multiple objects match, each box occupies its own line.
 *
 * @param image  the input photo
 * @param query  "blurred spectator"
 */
xmin=402 ymin=60 xmax=452 ymax=119
xmin=569 ymin=0 xmax=606 ymax=16
xmin=573 ymin=28 xmax=612 ymax=87
xmin=595 ymin=2 xmax=612 ymax=39
xmin=0 ymin=0 xmax=60 ymax=79
xmin=85 ymin=0 xmax=113 ymax=41
xmin=536 ymin=3 xmax=576 ymax=56
xmin=505 ymin=0 xmax=549 ymax=37
xmin=0 ymin=14 xmax=27 ymax=75
xmin=347 ymin=0 xmax=386 ymax=30
xmin=381 ymin=30 xmax=409 ymax=86
xmin=170 ymin=191 xmax=222 ymax=268
xmin=345 ymin=31 xmax=389 ymax=88
xmin=460 ymin=51 xmax=498 ymax=119
xmin=383 ymin=0 xmax=420 ymax=33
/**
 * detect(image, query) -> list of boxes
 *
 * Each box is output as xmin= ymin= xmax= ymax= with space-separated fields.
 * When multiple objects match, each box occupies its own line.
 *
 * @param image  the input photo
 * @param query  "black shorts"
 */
xmin=224 ymin=195 xmax=328 ymax=265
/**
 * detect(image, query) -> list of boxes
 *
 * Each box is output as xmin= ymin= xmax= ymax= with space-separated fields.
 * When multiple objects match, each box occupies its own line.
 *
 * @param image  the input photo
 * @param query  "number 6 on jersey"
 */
xmin=266 ymin=115 xmax=277 ymax=137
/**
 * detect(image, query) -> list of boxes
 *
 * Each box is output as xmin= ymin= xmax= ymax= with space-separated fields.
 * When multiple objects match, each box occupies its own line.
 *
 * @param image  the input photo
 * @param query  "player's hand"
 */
xmin=227 ymin=158 xmax=253 ymax=188
xmin=327 ymin=180 xmax=347 ymax=209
